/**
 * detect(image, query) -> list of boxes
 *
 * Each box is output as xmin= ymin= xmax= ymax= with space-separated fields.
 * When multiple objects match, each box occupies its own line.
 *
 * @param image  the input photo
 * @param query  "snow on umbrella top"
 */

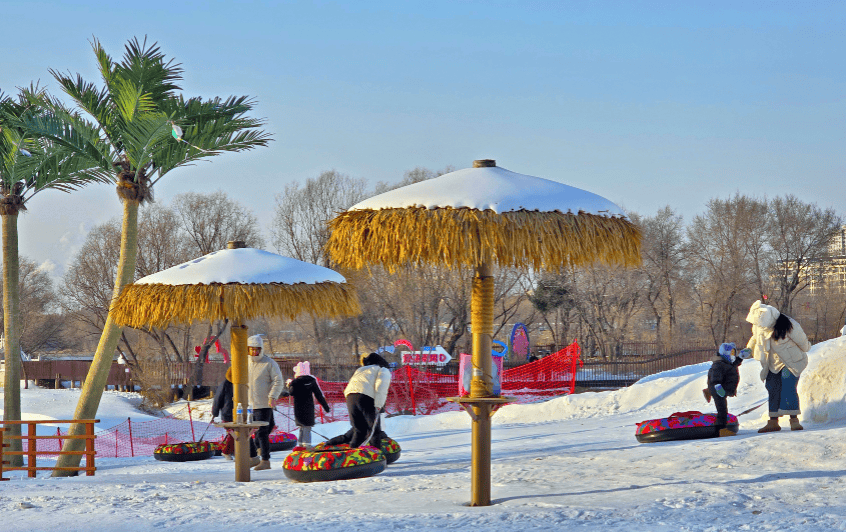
xmin=327 ymin=161 xmax=641 ymax=271
xmin=111 ymin=247 xmax=360 ymax=329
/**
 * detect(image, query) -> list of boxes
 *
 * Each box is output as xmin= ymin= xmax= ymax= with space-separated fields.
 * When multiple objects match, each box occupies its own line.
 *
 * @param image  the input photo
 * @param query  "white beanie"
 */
xmin=247 ymin=335 xmax=264 ymax=348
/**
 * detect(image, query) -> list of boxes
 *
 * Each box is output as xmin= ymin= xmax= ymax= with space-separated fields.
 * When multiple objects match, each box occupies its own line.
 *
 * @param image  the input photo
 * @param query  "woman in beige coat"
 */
xmin=745 ymin=300 xmax=810 ymax=433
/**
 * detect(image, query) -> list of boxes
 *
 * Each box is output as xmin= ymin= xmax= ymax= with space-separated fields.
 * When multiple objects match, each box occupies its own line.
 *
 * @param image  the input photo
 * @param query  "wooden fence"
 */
xmin=0 ymin=419 xmax=98 ymax=478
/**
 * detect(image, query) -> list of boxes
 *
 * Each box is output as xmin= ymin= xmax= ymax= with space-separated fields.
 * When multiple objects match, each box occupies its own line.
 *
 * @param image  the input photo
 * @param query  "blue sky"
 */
xmin=2 ymin=0 xmax=844 ymax=280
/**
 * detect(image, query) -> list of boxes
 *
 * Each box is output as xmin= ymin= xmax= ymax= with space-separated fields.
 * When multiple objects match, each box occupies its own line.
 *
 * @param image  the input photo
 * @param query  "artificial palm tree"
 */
xmin=22 ymin=37 xmax=271 ymax=474
xmin=0 ymin=86 xmax=110 ymax=465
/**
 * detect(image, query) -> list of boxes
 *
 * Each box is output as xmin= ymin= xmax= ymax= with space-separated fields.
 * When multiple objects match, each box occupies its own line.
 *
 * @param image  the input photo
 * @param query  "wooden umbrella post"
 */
xmin=470 ymin=261 xmax=494 ymax=506
xmin=230 ymin=322 xmax=250 ymax=482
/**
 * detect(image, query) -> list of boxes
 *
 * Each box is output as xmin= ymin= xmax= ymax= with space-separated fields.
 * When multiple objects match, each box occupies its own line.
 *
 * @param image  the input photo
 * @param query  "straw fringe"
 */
xmin=111 ymin=282 xmax=361 ymax=330
xmin=326 ymin=207 xmax=641 ymax=271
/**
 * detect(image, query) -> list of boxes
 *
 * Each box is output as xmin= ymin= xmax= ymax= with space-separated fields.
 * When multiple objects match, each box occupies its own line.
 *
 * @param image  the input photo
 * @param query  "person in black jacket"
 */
xmin=703 ymin=342 xmax=750 ymax=437
xmin=211 ymin=368 xmax=258 ymax=463
xmin=281 ymin=362 xmax=330 ymax=449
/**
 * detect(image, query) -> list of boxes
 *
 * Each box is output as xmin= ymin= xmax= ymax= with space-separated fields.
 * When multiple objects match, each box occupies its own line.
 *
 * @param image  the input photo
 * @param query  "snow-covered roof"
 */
xmin=351 ymin=165 xmax=625 ymax=217
xmin=134 ymin=248 xmax=347 ymax=286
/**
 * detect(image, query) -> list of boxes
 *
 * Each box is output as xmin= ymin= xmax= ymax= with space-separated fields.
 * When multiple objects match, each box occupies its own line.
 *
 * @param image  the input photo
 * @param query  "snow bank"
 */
xmin=799 ymin=336 xmax=846 ymax=423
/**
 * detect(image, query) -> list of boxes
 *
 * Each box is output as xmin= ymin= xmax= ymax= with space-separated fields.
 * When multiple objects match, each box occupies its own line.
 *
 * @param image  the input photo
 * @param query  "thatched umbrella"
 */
xmin=111 ymin=241 xmax=360 ymax=482
xmin=327 ymin=159 xmax=640 ymax=505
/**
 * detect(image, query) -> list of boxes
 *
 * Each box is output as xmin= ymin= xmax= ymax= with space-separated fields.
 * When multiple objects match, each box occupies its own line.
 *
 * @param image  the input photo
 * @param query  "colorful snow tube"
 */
xmin=381 ymin=437 xmax=401 ymax=465
xmin=636 ymin=411 xmax=739 ymax=443
xmin=153 ymin=440 xmax=216 ymax=462
xmin=266 ymin=431 xmax=297 ymax=452
xmin=282 ymin=443 xmax=386 ymax=482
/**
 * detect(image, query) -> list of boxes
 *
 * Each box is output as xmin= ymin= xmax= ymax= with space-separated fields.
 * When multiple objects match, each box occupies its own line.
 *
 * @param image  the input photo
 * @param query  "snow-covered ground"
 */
xmin=2 ymin=337 xmax=845 ymax=532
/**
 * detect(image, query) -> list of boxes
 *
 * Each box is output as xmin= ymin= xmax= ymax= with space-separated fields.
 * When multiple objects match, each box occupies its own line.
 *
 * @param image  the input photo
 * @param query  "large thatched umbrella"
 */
xmin=112 ymin=241 xmax=360 ymax=482
xmin=327 ymin=159 xmax=640 ymax=505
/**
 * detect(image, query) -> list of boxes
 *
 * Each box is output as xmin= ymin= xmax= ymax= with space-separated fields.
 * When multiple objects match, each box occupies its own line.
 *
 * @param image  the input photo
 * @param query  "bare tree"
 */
xmin=631 ymin=207 xmax=689 ymax=345
xmin=0 ymin=257 xmax=67 ymax=356
xmin=571 ymin=263 xmax=647 ymax=360
xmin=766 ymin=195 xmax=841 ymax=314
xmin=173 ymin=190 xmax=265 ymax=254
xmin=270 ymin=170 xmax=369 ymax=265
xmin=687 ymin=195 xmax=765 ymax=345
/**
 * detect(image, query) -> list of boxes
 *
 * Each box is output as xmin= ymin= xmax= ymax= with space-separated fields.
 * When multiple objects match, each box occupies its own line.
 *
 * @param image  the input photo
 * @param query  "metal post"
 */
xmin=128 ymin=418 xmax=134 ymax=457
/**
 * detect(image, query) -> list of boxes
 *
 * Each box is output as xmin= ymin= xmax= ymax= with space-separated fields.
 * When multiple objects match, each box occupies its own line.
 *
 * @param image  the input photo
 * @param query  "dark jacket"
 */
xmin=283 ymin=375 xmax=330 ymax=427
xmin=212 ymin=378 xmax=234 ymax=423
xmin=707 ymin=354 xmax=743 ymax=396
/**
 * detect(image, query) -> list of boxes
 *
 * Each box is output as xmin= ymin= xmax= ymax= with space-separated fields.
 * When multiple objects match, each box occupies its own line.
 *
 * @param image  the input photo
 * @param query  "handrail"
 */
xmin=0 ymin=419 xmax=99 ymax=478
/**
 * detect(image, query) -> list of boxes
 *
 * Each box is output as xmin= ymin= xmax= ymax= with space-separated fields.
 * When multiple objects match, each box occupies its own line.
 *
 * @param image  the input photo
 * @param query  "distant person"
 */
xmin=326 ymin=352 xmax=392 ymax=449
xmin=745 ymin=300 xmax=810 ymax=433
xmin=281 ymin=361 xmax=330 ymax=449
xmin=211 ymin=367 xmax=259 ymax=465
xmin=247 ymin=335 xmax=285 ymax=470
xmin=702 ymin=342 xmax=751 ymax=436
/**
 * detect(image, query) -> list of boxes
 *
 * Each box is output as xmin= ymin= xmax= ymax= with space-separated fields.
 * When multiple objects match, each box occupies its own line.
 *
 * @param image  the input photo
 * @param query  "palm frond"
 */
xmin=0 ymin=94 xmax=112 ymax=202
xmin=114 ymin=36 xmax=183 ymax=102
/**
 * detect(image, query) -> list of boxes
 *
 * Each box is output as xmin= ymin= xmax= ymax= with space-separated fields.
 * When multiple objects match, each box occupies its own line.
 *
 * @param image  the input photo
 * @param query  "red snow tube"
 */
xmin=636 ymin=411 xmax=739 ymax=443
xmin=257 ymin=430 xmax=297 ymax=453
xmin=153 ymin=440 xmax=216 ymax=462
xmin=281 ymin=443 xmax=386 ymax=482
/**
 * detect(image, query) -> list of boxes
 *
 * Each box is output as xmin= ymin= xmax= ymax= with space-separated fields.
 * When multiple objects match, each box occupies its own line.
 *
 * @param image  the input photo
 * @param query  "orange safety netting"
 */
xmin=27 ymin=342 xmax=580 ymax=458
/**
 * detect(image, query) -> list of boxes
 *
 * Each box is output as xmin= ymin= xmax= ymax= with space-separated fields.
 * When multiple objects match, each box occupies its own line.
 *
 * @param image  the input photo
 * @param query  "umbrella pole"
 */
xmin=231 ymin=322 xmax=251 ymax=482
xmin=470 ymin=261 xmax=494 ymax=506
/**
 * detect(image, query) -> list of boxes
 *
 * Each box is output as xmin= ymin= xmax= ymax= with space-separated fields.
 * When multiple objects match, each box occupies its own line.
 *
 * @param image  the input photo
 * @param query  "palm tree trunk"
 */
xmin=54 ymin=199 xmax=139 ymax=476
xmin=2 ymin=212 xmax=23 ymax=466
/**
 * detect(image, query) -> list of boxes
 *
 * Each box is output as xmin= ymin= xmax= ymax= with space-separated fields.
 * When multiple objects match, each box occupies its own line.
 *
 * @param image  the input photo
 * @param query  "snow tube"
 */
xmin=153 ymin=440 xmax=216 ymax=462
xmin=380 ymin=437 xmax=401 ymax=465
xmin=214 ymin=431 xmax=297 ymax=456
xmin=281 ymin=443 xmax=386 ymax=482
xmin=636 ymin=411 xmax=739 ymax=443
xmin=265 ymin=431 xmax=297 ymax=453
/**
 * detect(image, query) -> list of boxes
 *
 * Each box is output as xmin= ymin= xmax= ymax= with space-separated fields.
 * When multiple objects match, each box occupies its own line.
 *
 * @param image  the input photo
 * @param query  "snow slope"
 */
xmin=2 ymin=337 xmax=845 ymax=531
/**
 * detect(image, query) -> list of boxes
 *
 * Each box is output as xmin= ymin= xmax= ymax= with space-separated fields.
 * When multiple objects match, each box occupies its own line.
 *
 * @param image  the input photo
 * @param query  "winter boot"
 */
xmin=253 ymin=459 xmax=271 ymax=471
xmin=757 ymin=417 xmax=781 ymax=433
xmin=702 ymin=388 xmax=712 ymax=403
xmin=718 ymin=427 xmax=737 ymax=437
xmin=249 ymin=456 xmax=261 ymax=468
xmin=222 ymin=453 xmax=233 ymax=461
xmin=789 ymin=416 xmax=804 ymax=431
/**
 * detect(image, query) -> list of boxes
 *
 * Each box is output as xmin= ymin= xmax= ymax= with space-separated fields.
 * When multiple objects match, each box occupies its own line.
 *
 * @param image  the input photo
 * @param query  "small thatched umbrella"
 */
xmin=112 ymin=241 xmax=360 ymax=482
xmin=327 ymin=159 xmax=640 ymax=505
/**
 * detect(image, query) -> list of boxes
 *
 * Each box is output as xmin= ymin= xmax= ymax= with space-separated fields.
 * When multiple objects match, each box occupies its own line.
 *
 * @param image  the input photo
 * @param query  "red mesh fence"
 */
xmin=29 ymin=342 xmax=581 ymax=458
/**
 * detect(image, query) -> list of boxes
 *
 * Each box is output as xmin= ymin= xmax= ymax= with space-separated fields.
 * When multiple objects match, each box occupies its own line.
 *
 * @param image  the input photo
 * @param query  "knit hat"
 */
xmin=247 ymin=335 xmax=264 ymax=348
xmin=718 ymin=342 xmax=736 ymax=363
xmin=294 ymin=361 xmax=310 ymax=377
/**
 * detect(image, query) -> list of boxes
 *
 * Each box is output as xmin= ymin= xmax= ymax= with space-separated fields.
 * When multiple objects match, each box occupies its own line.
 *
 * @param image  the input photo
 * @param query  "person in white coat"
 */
xmin=247 ymin=334 xmax=285 ymax=470
xmin=327 ymin=352 xmax=392 ymax=448
xmin=745 ymin=300 xmax=810 ymax=433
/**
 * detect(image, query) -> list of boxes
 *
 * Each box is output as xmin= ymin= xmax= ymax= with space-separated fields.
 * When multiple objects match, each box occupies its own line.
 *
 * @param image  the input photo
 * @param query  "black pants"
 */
xmin=327 ymin=393 xmax=380 ymax=448
xmin=252 ymin=408 xmax=275 ymax=460
xmin=708 ymin=383 xmax=728 ymax=429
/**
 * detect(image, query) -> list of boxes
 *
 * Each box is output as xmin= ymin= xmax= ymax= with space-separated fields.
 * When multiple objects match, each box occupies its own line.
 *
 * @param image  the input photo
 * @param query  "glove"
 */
xmin=714 ymin=384 xmax=726 ymax=397
xmin=738 ymin=348 xmax=753 ymax=360
xmin=702 ymin=388 xmax=712 ymax=403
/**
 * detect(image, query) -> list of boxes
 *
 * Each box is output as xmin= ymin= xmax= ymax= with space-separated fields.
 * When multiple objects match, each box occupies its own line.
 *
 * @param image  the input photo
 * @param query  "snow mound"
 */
xmin=799 ymin=336 xmax=846 ymax=423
